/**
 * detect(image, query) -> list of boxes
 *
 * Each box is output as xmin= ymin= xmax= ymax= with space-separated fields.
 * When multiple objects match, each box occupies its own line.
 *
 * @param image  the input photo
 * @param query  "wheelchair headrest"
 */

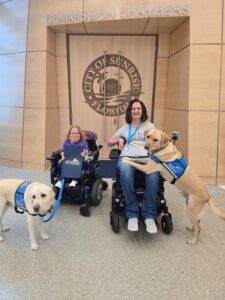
xmin=87 ymin=139 xmax=97 ymax=151
xmin=83 ymin=130 xmax=97 ymax=141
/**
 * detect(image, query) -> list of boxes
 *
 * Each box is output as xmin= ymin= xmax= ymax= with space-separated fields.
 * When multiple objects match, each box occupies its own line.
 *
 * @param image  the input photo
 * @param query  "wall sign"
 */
xmin=47 ymin=4 xmax=190 ymax=25
xmin=82 ymin=54 xmax=142 ymax=116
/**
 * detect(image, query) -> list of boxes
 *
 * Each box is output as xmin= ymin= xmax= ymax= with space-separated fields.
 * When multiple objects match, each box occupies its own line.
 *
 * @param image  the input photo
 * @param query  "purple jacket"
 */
xmin=61 ymin=140 xmax=88 ymax=152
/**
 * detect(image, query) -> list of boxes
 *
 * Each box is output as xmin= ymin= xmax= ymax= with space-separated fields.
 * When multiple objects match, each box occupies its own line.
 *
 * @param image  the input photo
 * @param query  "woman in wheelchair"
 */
xmin=107 ymin=98 xmax=159 ymax=233
xmin=55 ymin=125 xmax=89 ymax=188
xmin=48 ymin=125 xmax=107 ymax=217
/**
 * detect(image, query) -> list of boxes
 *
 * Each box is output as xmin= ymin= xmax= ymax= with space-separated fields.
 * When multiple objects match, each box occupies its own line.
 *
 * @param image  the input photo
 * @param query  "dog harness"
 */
xmin=14 ymin=181 xmax=49 ymax=217
xmin=150 ymin=154 xmax=188 ymax=184
xmin=14 ymin=181 xmax=32 ymax=214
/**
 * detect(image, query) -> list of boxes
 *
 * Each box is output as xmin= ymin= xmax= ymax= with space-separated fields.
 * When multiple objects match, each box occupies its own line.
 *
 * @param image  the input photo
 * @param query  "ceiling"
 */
xmin=50 ymin=16 xmax=188 ymax=35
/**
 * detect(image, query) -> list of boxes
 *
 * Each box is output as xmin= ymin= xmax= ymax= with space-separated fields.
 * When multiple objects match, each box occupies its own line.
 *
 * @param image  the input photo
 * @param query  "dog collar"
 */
xmin=150 ymin=143 xmax=169 ymax=155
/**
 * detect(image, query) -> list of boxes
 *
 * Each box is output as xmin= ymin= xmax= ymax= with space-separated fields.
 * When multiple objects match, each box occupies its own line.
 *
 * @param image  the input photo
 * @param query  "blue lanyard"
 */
xmin=127 ymin=121 xmax=142 ymax=144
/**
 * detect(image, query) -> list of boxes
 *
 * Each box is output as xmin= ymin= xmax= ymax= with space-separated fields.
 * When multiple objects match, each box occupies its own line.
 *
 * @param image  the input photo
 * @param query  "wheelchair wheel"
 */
xmin=110 ymin=212 xmax=120 ymax=233
xmin=80 ymin=204 xmax=91 ymax=217
xmin=111 ymin=182 xmax=118 ymax=211
xmin=161 ymin=214 xmax=173 ymax=235
xmin=90 ymin=178 xmax=103 ymax=206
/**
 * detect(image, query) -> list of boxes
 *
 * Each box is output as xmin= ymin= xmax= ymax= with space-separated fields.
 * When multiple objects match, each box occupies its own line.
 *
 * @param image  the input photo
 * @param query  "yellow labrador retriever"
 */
xmin=0 ymin=179 xmax=55 ymax=250
xmin=123 ymin=128 xmax=225 ymax=244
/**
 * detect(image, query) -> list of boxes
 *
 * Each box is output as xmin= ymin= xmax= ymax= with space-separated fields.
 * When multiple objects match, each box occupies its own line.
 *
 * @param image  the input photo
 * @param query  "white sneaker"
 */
xmin=128 ymin=218 xmax=139 ymax=231
xmin=55 ymin=180 xmax=62 ymax=188
xmin=145 ymin=219 xmax=157 ymax=234
xmin=69 ymin=180 xmax=77 ymax=187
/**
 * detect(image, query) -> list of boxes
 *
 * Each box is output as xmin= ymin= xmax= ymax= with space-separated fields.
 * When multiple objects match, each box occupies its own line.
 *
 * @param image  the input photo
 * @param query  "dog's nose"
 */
xmin=33 ymin=204 xmax=40 ymax=212
xmin=144 ymin=145 xmax=149 ymax=150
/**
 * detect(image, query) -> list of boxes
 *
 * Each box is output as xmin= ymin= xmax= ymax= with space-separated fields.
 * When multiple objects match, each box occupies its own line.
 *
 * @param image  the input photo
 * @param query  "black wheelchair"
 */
xmin=108 ymin=133 xmax=179 ymax=234
xmin=47 ymin=131 xmax=108 ymax=217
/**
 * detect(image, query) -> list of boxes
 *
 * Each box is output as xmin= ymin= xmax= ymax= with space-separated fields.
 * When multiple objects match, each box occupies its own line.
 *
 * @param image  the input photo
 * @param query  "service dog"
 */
xmin=122 ymin=128 xmax=225 ymax=244
xmin=0 ymin=179 xmax=55 ymax=250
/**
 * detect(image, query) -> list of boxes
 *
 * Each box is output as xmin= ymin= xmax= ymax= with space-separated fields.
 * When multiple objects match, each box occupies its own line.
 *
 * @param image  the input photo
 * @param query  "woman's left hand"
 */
xmin=81 ymin=149 xmax=89 ymax=157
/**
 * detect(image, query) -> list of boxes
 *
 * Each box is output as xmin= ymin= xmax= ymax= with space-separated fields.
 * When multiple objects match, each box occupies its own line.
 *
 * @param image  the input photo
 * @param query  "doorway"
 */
xmin=69 ymin=35 xmax=157 ymax=158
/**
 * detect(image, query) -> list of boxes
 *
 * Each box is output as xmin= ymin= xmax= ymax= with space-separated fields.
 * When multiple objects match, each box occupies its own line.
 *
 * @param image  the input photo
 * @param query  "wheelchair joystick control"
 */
xmin=171 ymin=131 xmax=179 ymax=144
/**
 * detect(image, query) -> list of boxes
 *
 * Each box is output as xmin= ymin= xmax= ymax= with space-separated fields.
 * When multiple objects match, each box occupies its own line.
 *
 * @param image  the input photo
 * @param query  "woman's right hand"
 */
xmin=58 ymin=152 xmax=65 ymax=163
xmin=118 ymin=138 xmax=125 ymax=150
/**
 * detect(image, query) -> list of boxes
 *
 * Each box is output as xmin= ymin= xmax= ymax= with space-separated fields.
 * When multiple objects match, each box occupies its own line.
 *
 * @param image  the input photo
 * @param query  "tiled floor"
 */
xmin=1 ymin=166 xmax=225 ymax=300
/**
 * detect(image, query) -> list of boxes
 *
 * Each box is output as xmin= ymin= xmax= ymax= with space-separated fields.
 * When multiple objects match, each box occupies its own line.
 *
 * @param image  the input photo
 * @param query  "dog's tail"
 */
xmin=208 ymin=198 xmax=225 ymax=220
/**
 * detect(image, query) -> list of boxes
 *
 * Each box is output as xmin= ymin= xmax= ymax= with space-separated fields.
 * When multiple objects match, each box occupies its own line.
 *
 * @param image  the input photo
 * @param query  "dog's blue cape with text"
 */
xmin=150 ymin=155 xmax=187 ymax=182
xmin=14 ymin=181 xmax=32 ymax=210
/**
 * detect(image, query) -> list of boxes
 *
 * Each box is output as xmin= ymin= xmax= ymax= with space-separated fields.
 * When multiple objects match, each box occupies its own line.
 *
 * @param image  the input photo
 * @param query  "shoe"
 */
xmin=145 ymin=219 xmax=157 ymax=234
xmin=127 ymin=218 xmax=138 ymax=231
xmin=55 ymin=180 xmax=62 ymax=188
xmin=69 ymin=180 xmax=77 ymax=187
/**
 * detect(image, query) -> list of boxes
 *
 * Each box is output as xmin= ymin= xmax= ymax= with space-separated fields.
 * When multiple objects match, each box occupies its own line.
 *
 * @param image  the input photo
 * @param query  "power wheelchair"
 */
xmin=109 ymin=133 xmax=179 ymax=234
xmin=47 ymin=130 xmax=108 ymax=217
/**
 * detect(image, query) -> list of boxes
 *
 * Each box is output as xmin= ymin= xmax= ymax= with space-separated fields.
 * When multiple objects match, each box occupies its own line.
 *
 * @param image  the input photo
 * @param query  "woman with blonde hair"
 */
xmin=55 ymin=125 xmax=89 ymax=188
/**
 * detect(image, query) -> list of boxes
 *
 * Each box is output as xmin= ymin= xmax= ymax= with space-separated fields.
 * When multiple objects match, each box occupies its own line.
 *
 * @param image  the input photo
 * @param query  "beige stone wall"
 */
xmin=55 ymin=33 xmax=70 ymax=145
xmin=154 ymin=34 xmax=169 ymax=130
xmin=0 ymin=0 xmax=29 ymax=168
xmin=164 ymin=0 xmax=225 ymax=184
xmin=164 ymin=19 xmax=190 ymax=160
xmin=0 ymin=0 xmax=224 ymax=183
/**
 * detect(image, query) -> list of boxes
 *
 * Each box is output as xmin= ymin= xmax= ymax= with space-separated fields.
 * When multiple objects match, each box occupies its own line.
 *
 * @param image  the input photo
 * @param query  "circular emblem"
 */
xmin=82 ymin=54 xmax=142 ymax=116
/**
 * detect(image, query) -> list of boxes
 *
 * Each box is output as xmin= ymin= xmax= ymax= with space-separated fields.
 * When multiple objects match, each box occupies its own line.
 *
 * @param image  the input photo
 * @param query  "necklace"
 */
xmin=127 ymin=121 xmax=142 ymax=144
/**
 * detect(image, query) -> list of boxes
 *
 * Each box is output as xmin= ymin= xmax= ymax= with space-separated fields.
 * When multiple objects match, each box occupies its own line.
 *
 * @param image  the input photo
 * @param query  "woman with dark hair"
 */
xmin=107 ymin=98 xmax=159 ymax=233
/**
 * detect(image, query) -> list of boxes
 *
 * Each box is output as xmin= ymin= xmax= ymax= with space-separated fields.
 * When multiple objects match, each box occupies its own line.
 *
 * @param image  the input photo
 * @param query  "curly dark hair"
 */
xmin=125 ymin=98 xmax=148 ymax=124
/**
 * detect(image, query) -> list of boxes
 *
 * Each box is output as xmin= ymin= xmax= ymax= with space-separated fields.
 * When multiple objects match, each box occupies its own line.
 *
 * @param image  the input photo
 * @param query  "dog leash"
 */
xmin=42 ymin=178 xmax=65 ymax=223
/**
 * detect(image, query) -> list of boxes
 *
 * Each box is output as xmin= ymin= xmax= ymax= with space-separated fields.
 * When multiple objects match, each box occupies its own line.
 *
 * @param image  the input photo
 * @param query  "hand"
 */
xmin=81 ymin=149 xmax=90 ymax=158
xmin=58 ymin=152 xmax=65 ymax=163
xmin=118 ymin=138 xmax=125 ymax=150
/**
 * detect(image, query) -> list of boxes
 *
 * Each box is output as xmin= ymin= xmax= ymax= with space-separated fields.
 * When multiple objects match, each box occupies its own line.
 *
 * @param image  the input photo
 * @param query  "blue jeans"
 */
xmin=117 ymin=158 xmax=159 ymax=220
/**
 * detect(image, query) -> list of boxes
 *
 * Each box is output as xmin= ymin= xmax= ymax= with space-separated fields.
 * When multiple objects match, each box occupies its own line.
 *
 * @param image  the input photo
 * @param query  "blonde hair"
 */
xmin=66 ymin=125 xmax=86 ymax=141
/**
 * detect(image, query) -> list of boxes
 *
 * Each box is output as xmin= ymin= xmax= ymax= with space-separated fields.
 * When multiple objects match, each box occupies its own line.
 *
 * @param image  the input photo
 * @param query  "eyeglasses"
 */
xmin=70 ymin=132 xmax=80 ymax=135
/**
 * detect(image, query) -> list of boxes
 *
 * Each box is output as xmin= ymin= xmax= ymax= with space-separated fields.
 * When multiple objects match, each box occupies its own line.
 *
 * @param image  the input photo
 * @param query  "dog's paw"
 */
xmin=1 ymin=226 xmax=10 ymax=232
xmin=31 ymin=242 xmax=39 ymax=251
xmin=186 ymin=239 xmax=197 ymax=245
xmin=41 ymin=234 xmax=50 ymax=240
xmin=186 ymin=225 xmax=194 ymax=231
xmin=122 ymin=158 xmax=130 ymax=164
xmin=0 ymin=236 xmax=5 ymax=242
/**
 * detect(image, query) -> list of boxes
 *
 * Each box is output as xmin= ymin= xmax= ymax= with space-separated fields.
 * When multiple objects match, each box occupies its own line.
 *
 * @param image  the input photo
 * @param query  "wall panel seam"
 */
xmin=21 ymin=0 xmax=30 ymax=169
xmin=215 ymin=0 xmax=224 ymax=183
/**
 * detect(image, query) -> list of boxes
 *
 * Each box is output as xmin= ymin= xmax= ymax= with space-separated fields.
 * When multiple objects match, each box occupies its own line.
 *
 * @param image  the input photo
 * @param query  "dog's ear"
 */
xmin=144 ymin=130 xmax=149 ymax=139
xmin=160 ymin=132 xmax=170 ymax=147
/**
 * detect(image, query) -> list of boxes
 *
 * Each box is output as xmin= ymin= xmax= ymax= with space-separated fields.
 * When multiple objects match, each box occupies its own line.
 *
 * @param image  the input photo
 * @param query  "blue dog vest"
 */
xmin=14 ymin=181 xmax=32 ymax=213
xmin=150 ymin=154 xmax=188 ymax=184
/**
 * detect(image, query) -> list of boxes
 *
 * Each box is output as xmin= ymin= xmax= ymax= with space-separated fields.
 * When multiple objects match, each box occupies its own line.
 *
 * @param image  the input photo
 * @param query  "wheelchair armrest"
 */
xmin=86 ymin=145 xmax=103 ymax=161
xmin=109 ymin=148 xmax=121 ymax=160
xmin=46 ymin=149 xmax=61 ymax=162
